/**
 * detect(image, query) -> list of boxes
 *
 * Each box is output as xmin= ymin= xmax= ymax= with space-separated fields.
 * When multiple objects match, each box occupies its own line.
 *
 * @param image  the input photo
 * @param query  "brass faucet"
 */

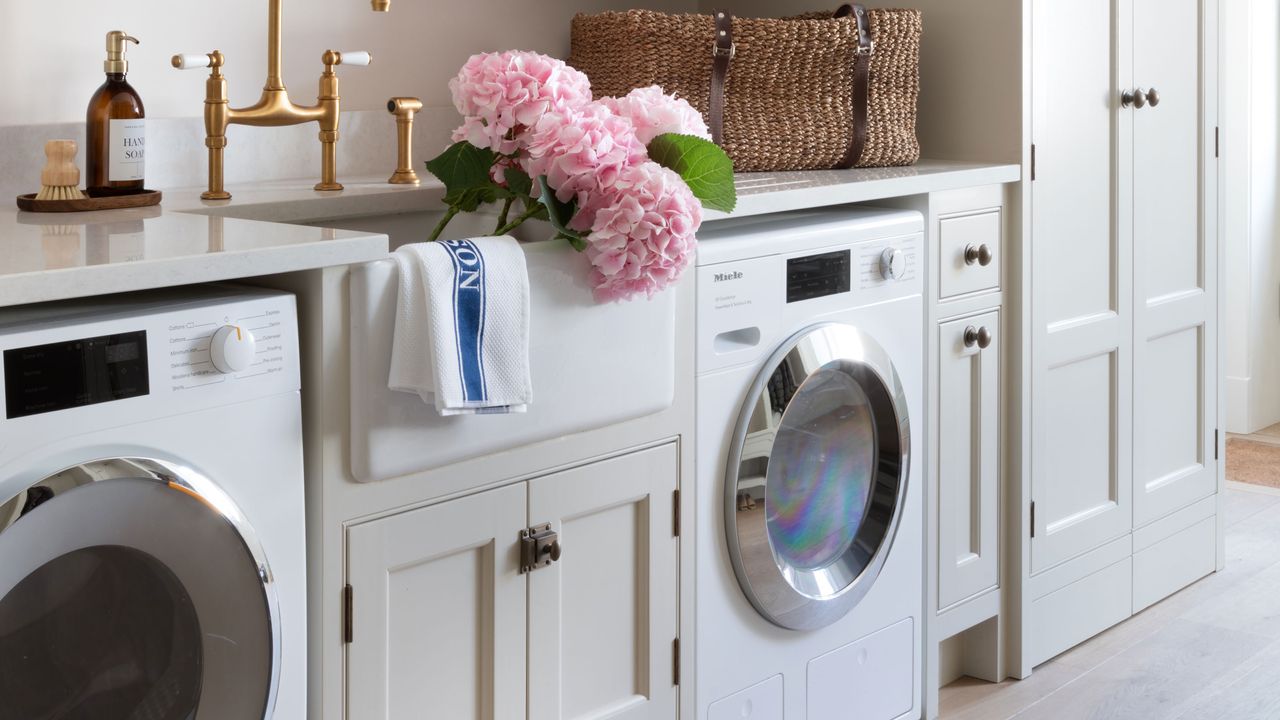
xmin=173 ymin=0 xmax=386 ymax=200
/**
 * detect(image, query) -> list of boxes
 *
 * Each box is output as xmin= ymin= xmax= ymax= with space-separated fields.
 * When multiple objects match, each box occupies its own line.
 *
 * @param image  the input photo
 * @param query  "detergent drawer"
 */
xmin=349 ymin=240 xmax=676 ymax=482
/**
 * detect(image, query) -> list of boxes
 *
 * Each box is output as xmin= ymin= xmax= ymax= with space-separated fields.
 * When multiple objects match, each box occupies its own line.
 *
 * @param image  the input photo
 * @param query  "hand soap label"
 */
xmin=108 ymin=118 xmax=146 ymax=182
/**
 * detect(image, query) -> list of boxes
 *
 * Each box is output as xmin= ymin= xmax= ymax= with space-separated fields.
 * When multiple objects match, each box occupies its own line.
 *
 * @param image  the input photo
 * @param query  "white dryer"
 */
xmin=695 ymin=208 xmax=924 ymax=719
xmin=0 ymin=286 xmax=306 ymax=719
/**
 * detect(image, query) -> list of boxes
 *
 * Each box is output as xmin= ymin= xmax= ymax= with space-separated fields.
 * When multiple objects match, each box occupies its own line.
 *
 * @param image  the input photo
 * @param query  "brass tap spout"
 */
xmin=172 ymin=0 xmax=378 ymax=200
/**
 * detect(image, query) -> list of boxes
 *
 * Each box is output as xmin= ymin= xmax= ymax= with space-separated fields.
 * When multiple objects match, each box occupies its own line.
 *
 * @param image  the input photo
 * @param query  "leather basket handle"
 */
xmin=709 ymin=9 xmax=734 ymax=146
xmin=838 ymin=3 xmax=873 ymax=169
xmin=707 ymin=5 xmax=872 ymax=168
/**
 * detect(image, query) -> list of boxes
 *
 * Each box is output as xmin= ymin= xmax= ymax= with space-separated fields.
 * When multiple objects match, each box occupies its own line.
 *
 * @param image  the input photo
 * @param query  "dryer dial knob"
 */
xmin=880 ymin=247 xmax=906 ymax=281
xmin=210 ymin=325 xmax=256 ymax=373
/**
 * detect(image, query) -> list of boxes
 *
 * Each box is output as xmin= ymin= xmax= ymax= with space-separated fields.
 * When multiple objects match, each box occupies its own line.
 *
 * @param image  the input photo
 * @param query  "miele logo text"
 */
xmin=714 ymin=271 xmax=743 ymax=282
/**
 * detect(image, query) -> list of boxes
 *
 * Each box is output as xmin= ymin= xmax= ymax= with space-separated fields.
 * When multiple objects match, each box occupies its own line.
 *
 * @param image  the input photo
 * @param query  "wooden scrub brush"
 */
xmin=34 ymin=140 xmax=88 ymax=201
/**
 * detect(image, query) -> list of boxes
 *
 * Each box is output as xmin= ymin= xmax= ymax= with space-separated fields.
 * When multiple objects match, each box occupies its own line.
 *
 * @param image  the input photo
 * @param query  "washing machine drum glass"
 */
xmin=0 ymin=458 xmax=279 ymax=720
xmin=727 ymin=324 xmax=910 ymax=631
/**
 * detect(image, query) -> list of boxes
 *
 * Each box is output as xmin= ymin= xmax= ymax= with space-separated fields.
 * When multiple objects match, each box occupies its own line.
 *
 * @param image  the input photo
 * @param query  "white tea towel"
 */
xmin=389 ymin=236 xmax=532 ymax=415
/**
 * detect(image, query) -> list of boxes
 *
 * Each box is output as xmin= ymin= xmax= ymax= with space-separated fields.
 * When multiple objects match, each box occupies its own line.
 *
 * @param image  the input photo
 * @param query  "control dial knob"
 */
xmin=880 ymin=247 xmax=906 ymax=281
xmin=210 ymin=325 xmax=256 ymax=373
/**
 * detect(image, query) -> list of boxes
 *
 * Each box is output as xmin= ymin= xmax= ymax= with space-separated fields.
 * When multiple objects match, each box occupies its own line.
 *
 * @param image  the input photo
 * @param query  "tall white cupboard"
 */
xmin=1021 ymin=0 xmax=1220 ymax=669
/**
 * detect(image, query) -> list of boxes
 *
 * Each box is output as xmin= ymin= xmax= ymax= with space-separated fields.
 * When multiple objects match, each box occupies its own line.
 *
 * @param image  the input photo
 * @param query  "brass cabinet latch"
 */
xmin=519 ymin=523 xmax=561 ymax=573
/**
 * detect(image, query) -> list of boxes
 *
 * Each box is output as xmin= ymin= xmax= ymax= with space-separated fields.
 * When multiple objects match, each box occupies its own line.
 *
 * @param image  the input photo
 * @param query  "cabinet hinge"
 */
xmin=673 ymin=489 xmax=681 ymax=537
xmin=673 ymin=637 xmax=681 ymax=685
xmin=1215 ymin=127 xmax=1220 ymax=158
xmin=1030 ymin=501 xmax=1036 ymax=539
xmin=342 ymin=584 xmax=354 ymax=644
xmin=1030 ymin=144 xmax=1036 ymax=181
xmin=1215 ymin=429 xmax=1219 ymax=460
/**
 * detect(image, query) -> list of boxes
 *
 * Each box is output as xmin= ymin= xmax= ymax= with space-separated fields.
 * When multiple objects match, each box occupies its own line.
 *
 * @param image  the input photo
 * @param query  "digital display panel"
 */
xmin=786 ymin=250 xmax=851 ymax=303
xmin=4 ymin=331 xmax=149 ymax=419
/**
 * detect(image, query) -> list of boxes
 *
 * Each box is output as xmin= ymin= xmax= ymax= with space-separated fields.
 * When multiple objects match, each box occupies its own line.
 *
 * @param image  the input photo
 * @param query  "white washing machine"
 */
xmin=695 ymin=208 xmax=924 ymax=719
xmin=0 ymin=286 xmax=306 ymax=719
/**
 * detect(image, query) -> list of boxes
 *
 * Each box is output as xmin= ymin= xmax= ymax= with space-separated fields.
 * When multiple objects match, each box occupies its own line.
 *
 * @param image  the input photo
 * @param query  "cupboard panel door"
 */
xmin=1132 ymin=0 xmax=1217 ymax=527
xmin=527 ymin=444 xmax=679 ymax=720
xmin=937 ymin=312 xmax=1001 ymax=609
xmin=346 ymin=483 xmax=528 ymax=720
xmin=1030 ymin=0 xmax=1134 ymax=573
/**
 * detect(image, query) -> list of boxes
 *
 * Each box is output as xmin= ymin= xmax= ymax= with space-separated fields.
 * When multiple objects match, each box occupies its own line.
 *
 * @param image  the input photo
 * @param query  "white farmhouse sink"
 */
xmin=308 ymin=211 xmax=678 ymax=483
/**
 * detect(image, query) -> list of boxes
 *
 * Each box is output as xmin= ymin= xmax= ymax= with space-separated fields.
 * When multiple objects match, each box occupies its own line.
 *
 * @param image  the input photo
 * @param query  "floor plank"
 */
xmin=939 ymin=487 xmax=1280 ymax=719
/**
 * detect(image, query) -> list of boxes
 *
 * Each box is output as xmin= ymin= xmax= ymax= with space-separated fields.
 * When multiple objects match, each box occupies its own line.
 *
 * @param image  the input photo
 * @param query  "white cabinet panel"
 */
xmin=1131 ymin=0 xmax=1217 ymax=528
xmin=528 ymin=444 xmax=679 ymax=720
xmin=346 ymin=483 xmax=528 ymax=720
xmin=1030 ymin=0 xmax=1134 ymax=575
xmin=938 ymin=312 xmax=1000 ymax=609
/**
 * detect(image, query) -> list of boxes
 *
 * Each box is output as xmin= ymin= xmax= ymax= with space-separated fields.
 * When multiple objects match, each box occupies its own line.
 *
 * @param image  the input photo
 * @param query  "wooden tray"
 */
xmin=16 ymin=189 xmax=162 ymax=213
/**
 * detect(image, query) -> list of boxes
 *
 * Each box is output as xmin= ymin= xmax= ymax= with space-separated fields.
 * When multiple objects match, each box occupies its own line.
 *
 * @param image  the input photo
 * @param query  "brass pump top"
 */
xmin=105 ymin=31 xmax=140 ymax=75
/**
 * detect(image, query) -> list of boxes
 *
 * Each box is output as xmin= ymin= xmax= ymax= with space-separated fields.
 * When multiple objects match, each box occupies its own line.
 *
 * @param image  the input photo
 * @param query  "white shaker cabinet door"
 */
xmin=938 ymin=312 xmax=1001 ymax=609
xmin=346 ymin=483 xmax=528 ymax=720
xmin=1131 ymin=0 xmax=1217 ymax=528
xmin=527 ymin=443 xmax=680 ymax=720
xmin=1030 ymin=0 xmax=1135 ymax=573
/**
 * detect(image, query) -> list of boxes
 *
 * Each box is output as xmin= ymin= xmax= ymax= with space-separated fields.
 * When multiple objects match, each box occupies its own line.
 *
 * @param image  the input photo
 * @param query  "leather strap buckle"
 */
xmin=855 ymin=41 xmax=876 ymax=56
xmin=712 ymin=43 xmax=737 ymax=59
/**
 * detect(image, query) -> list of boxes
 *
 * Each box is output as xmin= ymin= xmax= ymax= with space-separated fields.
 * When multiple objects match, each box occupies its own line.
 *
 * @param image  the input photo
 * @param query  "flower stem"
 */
xmin=429 ymin=205 xmax=461 ymax=242
xmin=493 ymin=197 xmax=515 ymax=233
xmin=494 ymin=203 xmax=544 ymax=236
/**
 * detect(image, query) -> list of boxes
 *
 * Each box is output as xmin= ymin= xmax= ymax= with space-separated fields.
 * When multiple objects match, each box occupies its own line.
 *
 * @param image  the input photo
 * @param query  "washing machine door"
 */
xmin=726 ymin=323 xmax=910 ymax=631
xmin=0 ymin=457 xmax=279 ymax=720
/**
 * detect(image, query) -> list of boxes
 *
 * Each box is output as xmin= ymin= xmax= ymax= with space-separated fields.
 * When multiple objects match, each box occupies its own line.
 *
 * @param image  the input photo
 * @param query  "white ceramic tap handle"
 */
xmin=339 ymin=51 xmax=372 ymax=66
xmin=172 ymin=53 xmax=212 ymax=70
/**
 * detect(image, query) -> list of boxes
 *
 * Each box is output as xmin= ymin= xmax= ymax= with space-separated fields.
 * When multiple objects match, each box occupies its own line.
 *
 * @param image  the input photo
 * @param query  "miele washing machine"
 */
xmin=0 ymin=286 xmax=306 ymax=719
xmin=695 ymin=207 xmax=924 ymax=719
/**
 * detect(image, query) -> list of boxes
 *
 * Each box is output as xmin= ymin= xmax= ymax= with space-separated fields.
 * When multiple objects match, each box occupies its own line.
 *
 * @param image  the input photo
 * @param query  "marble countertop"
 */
xmin=1 ymin=159 xmax=1019 ymax=308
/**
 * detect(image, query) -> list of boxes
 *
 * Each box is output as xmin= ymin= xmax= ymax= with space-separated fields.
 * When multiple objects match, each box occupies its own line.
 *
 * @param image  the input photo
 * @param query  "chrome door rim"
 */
xmin=0 ymin=457 xmax=281 ymax=719
xmin=724 ymin=323 xmax=911 ymax=630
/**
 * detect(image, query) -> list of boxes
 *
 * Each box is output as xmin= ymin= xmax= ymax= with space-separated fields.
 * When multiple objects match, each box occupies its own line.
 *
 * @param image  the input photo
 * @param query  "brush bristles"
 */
xmin=35 ymin=184 xmax=88 ymax=202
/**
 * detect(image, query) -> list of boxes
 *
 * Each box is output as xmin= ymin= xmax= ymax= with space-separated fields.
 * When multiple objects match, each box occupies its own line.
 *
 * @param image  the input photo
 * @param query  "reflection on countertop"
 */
xmin=0 ymin=200 xmax=386 ymax=308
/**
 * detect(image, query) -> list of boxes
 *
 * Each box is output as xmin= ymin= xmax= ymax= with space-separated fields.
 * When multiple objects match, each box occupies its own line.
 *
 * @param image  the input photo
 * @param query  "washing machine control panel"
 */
xmin=166 ymin=306 xmax=287 ymax=391
xmin=0 ymin=289 xmax=298 ymax=426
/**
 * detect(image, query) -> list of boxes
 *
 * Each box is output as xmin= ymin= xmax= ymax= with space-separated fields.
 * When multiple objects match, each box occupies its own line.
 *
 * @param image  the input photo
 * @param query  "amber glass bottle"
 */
xmin=86 ymin=31 xmax=145 ymax=197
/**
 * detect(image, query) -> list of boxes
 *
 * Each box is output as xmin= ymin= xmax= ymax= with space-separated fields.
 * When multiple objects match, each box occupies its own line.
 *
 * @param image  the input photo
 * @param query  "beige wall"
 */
xmin=0 ymin=0 xmax=692 ymax=127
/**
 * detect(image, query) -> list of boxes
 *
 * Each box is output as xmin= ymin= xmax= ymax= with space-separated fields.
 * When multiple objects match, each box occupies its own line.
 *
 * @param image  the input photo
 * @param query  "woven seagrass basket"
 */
xmin=570 ymin=6 xmax=922 ymax=172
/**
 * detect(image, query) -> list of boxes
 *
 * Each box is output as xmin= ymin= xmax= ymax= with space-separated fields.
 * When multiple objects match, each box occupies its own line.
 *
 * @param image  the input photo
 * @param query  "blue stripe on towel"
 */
xmin=441 ymin=239 xmax=487 ymax=403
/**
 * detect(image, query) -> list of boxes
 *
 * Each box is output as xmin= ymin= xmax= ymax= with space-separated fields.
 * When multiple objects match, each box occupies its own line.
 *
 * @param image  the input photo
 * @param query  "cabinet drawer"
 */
xmin=939 ymin=210 xmax=1001 ymax=299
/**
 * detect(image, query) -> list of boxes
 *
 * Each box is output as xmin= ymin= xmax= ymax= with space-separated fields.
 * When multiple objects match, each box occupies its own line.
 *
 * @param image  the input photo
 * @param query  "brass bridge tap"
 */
xmin=172 ymin=0 xmax=384 ymax=200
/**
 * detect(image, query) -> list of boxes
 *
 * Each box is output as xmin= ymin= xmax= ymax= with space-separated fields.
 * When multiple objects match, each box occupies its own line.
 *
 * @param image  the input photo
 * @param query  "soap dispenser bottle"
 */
xmin=86 ymin=31 xmax=145 ymax=196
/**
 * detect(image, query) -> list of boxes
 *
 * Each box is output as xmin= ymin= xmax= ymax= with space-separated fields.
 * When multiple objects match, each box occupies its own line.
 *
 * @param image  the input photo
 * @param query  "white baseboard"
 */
xmin=1227 ymin=375 xmax=1252 ymax=434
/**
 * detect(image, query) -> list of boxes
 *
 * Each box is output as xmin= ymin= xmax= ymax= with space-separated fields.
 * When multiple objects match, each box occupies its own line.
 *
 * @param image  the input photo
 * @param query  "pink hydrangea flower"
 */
xmin=586 ymin=161 xmax=702 ymax=302
xmin=449 ymin=51 xmax=593 ymax=154
xmin=598 ymin=86 xmax=711 ymax=145
xmin=523 ymin=102 xmax=648 ymax=229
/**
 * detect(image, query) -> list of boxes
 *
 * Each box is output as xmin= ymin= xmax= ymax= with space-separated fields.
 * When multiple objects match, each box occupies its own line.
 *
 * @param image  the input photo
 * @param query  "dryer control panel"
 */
xmin=0 ymin=287 xmax=298 ymax=429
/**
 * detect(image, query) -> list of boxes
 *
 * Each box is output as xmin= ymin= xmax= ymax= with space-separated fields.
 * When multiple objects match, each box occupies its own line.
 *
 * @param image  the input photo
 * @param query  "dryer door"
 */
xmin=0 ymin=458 xmax=279 ymax=720
xmin=726 ymin=323 xmax=911 ymax=631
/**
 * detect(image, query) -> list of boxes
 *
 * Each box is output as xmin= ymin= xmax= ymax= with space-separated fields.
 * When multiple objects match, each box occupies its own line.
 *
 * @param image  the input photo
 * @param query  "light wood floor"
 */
xmin=939 ymin=483 xmax=1280 ymax=720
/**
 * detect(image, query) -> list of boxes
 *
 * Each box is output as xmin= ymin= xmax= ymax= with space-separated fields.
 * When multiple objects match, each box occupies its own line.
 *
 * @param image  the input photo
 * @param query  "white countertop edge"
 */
xmin=706 ymin=162 xmax=1022 ymax=222
xmin=0 ymin=232 xmax=387 ymax=308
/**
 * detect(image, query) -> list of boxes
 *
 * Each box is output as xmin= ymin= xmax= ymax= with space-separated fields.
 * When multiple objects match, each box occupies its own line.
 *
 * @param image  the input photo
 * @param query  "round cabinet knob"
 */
xmin=1133 ymin=88 xmax=1149 ymax=109
xmin=963 ymin=326 xmax=993 ymax=350
xmin=964 ymin=243 xmax=994 ymax=267
xmin=545 ymin=540 xmax=562 ymax=563
xmin=1146 ymin=87 xmax=1160 ymax=107
xmin=880 ymin=247 xmax=906 ymax=281
xmin=1121 ymin=90 xmax=1136 ymax=108
xmin=210 ymin=325 xmax=256 ymax=373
